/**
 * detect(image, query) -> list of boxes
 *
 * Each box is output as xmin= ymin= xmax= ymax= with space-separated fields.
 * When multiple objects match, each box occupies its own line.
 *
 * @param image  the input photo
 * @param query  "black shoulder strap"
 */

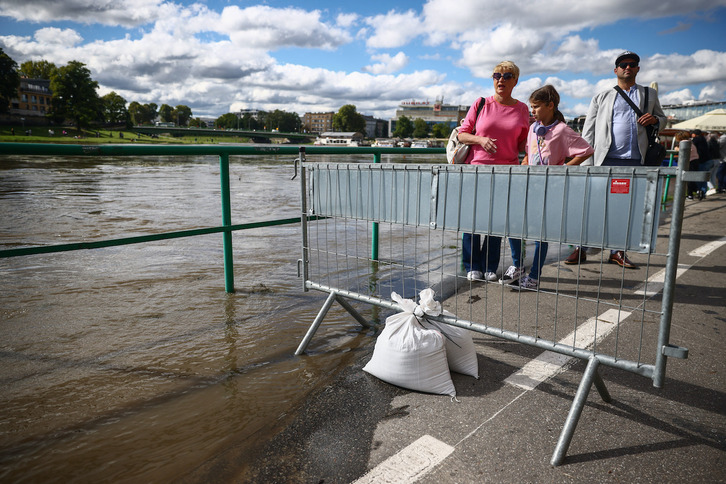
xmin=614 ymin=86 xmax=644 ymax=117
xmin=613 ymin=86 xmax=648 ymax=117
xmin=471 ymin=97 xmax=485 ymax=136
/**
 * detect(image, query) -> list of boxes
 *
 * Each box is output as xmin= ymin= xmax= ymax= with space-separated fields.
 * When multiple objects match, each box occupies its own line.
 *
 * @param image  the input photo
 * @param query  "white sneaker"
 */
xmin=484 ymin=271 xmax=499 ymax=282
xmin=502 ymin=265 xmax=525 ymax=283
xmin=466 ymin=270 xmax=483 ymax=281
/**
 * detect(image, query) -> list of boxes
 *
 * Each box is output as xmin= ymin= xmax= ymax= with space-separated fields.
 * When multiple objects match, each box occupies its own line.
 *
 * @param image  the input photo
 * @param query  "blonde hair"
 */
xmin=493 ymin=61 xmax=520 ymax=80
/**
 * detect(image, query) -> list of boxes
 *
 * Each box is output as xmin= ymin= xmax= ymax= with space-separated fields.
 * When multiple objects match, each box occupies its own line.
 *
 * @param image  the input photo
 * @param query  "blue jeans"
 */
xmin=717 ymin=161 xmax=726 ymax=190
xmin=463 ymin=234 xmax=523 ymax=273
xmin=529 ymin=241 xmax=548 ymax=280
xmin=697 ymin=159 xmax=716 ymax=192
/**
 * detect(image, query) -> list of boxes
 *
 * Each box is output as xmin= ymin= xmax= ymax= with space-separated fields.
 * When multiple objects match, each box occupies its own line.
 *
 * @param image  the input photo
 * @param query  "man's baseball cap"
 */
xmin=615 ymin=51 xmax=640 ymax=66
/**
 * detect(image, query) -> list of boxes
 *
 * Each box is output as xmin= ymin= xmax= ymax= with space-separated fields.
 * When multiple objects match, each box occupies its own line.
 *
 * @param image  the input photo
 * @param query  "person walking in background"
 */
xmin=675 ymin=131 xmax=698 ymax=195
xmin=565 ymin=51 xmax=666 ymax=269
xmin=718 ymin=131 xmax=726 ymax=193
xmin=457 ymin=60 xmax=529 ymax=283
xmin=688 ymin=129 xmax=710 ymax=199
xmin=705 ymin=131 xmax=721 ymax=195
xmin=516 ymin=85 xmax=594 ymax=290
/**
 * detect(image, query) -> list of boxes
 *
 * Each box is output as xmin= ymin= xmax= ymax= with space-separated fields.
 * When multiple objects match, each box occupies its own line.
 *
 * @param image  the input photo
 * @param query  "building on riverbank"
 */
xmin=389 ymin=98 xmax=468 ymax=135
xmin=8 ymin=77 xmax=52 ymax=118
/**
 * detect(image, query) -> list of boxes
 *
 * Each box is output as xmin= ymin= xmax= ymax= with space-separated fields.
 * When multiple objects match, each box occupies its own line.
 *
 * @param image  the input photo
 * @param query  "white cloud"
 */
xmin=220 ymin=6 xmax=351 ymax=50
xmin=336 ymin=13 xmax=358 ymax=28
xmin=363 ymin=52 xmax=409 ymax=75
xmin=0 ymin=0 xmax=174 ymax=27
xmin=659 ymin=88 xmax=696 ymax=105
xmin=365 ymin=10 xmax=423 ymax=49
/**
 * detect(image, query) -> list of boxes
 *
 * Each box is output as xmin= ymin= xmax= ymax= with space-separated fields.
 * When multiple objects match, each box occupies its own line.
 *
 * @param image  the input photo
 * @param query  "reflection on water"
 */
xmin=0 ymin=152 xmax=440 ymax=482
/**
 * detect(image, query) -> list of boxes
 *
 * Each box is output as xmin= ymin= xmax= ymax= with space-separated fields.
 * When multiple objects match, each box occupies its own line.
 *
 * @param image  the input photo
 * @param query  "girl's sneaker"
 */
xmin=519 ymin=276 xmax=539 ymax=291
xmin=502 ymin=265 xmax=525 ymax=283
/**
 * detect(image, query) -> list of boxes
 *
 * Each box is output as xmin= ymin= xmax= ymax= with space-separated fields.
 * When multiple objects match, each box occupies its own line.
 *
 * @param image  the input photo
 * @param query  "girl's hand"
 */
xmin=480 ymin=137 xmax=497 ymax=153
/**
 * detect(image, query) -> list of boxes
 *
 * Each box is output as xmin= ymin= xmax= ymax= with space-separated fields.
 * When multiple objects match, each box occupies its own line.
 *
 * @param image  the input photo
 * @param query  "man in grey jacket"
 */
xmin=565 ymin=51 xmax=666 ymax=268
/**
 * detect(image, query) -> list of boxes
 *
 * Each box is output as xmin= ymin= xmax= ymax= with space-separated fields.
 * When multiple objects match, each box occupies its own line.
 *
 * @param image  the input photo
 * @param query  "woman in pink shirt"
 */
xmin=457 ymin=61 xmax=529 ymax=283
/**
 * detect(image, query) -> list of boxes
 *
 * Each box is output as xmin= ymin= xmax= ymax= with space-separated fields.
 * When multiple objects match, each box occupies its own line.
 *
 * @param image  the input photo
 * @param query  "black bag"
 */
xmin=614 ymin=86 xmax=666 ymax=166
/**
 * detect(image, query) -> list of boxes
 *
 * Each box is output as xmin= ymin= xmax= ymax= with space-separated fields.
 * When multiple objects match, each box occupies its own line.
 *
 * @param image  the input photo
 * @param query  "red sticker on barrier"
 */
xmin=611 ymin=179 xmax=630 ymax=194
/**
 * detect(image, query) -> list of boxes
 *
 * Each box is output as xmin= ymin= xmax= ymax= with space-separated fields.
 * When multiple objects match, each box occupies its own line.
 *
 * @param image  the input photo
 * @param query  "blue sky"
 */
xmin=1 ymin=0 xmax=725 ymax=120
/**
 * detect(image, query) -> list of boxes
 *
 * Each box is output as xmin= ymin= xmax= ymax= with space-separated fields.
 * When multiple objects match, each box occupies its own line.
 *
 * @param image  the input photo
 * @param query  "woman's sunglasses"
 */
xmin=492 ymin=72 xmax=515 ymax=81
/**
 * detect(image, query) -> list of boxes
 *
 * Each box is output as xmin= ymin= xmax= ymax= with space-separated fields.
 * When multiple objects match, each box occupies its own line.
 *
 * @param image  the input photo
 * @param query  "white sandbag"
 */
xmin=363 ymin=292 xmax=456 ymax=396
xmin=417 ymin=288 xmax=479 ymax=379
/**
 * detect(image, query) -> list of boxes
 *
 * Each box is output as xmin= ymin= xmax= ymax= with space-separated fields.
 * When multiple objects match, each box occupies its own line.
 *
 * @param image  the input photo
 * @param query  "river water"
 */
xmin=0 ymin=150 xmax=442 ymax=482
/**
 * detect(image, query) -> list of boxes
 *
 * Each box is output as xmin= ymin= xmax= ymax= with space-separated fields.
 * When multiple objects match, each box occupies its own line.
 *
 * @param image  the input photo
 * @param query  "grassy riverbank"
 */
xmin=0 ymin=125 xmax=253 ymax=144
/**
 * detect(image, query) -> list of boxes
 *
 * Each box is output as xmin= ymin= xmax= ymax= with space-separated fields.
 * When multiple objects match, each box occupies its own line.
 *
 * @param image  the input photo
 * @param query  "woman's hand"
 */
xmin=479 ymin=136 xmax=498 ymax=153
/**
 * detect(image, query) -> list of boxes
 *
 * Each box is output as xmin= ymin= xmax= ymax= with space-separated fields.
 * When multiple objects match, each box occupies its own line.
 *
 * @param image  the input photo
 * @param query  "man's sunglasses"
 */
xmin=492 ymin=72 xmax=515 ymax=80
xmin=617 ymin=62 xmax=639 ymax=69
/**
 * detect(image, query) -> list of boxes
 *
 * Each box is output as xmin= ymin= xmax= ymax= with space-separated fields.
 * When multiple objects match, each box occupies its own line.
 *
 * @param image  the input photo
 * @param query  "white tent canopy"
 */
xmin=671 ymin=108 xmax=726 ymax=131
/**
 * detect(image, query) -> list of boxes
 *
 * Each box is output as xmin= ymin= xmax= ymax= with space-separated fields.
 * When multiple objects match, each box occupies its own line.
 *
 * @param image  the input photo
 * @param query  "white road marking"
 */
xmin=353 ymin=434 xmax=454 ymax=484
xmin=635 ymin=237 xmax=726 ymax=296
xmin=504 ymin=308 xmax=629 ymax=391
xmin=688 ymin=237 xmax=726 ymax=258
xmin=634 ymin=264 xmax=690 ymax=296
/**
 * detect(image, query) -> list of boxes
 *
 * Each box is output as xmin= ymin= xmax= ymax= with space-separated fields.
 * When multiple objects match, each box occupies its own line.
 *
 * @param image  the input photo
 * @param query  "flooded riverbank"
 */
xmin=0 ymin=152 xmax=443 ymax=482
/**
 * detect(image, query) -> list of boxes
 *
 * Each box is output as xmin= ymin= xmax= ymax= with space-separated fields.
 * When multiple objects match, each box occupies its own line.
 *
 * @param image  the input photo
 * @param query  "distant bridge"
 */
xmin=130 ymin=126 xmax=315 ymax=143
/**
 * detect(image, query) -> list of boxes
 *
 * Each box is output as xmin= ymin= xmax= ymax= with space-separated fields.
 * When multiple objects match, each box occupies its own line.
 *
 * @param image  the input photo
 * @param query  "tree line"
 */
xmin=1 ymin=48 xmax=452 ymax=138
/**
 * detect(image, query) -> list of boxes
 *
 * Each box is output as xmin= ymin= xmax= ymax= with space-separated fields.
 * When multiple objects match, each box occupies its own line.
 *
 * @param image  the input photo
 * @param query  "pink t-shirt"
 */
xmin=459 ymin=96 xmax=529 ymax=165
xmin=525 ymin=121 xmax=594 ymax=165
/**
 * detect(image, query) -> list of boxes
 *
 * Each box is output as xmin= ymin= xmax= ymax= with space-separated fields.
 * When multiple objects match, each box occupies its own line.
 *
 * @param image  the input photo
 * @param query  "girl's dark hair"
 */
xmin=529 ymin=85 xmax=565 ymax=123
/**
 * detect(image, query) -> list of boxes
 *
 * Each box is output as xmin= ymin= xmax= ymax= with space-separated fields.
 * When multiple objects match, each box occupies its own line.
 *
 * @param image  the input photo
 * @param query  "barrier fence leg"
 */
xmin=551 ymin=356 xmax=605 ymax=466
xmin=335 ymin=295 xmax=375 ymax=329
xmin=295 ymin=291 xmax=337 ymax=355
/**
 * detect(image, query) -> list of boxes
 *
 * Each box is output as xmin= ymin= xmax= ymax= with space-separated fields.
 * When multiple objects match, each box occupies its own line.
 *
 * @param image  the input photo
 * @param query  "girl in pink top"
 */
xmin=516 ymin=85 xmax=593 ymax=291
xmin=457 ymin=61 xmax=530 ymax=283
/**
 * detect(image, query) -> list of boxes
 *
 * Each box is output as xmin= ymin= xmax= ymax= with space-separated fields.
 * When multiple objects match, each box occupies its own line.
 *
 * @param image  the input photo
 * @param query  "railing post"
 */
xmin=371 ymin=152 xmax=380 ymax=261
xmin=653 ymin=140 xmax=691 ymax=387
xmin=219 ymin=153 xmax=235 ymax=293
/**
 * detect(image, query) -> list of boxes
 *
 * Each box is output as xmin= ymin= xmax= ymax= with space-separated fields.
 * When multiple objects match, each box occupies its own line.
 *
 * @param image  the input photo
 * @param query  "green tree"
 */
xmin=413 ymin=118 xmax=429 ymax=138
xmin=0 ymin=48 xmax=20 ymax=114
xmin=172 ymin=105 xmax=192 ymax=126
xmin=392 ymin=115 xmax=413 ymax=138
xmin=265 ymin=109 xmax=301 ymax=132
xmin=240 ymin=112 xmax=260 ymax=130
xmin=49 ymin=61 xmax=100 ymax=132
xmin=215 ymin=113 xmax=238 ymax=129
xmin=101 ymin=91 xmax=128 ymax=125
xmin=431 ymin=123 xmax=451 ymax=139
xmin=159 ymin=104 xmax=173 ymax=123
xmin=128 ymin=102 xmax=157 ymax=125
xmin=332 ymin=104 xmax=366 ymax=133
xmin=19 ymin=59 xmax=57 ymax=79
xmin=189 ymin=117 xmax=206 ymax=128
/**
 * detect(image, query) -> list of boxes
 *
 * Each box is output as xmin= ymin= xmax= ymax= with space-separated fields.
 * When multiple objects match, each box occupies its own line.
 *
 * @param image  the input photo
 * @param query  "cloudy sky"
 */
xmin=1 ymin=0 xmax=725 ymax=121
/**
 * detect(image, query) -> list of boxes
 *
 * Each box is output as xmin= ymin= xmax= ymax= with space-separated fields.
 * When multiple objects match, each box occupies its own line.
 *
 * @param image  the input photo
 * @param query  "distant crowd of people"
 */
xmin=676 ymin=128 xmax=726 ymax=200
xmin=455 ymin=50 xmax=724 ymax=291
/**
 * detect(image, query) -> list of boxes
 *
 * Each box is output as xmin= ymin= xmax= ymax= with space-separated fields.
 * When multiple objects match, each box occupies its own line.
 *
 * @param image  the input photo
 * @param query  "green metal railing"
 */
xmin=0 ymin=143 xmax=444 ymax=293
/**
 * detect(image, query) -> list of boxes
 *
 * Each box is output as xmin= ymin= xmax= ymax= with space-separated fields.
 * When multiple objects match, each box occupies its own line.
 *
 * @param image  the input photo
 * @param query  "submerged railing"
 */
xmin=0 ymin=143 xmax=439 ymax=293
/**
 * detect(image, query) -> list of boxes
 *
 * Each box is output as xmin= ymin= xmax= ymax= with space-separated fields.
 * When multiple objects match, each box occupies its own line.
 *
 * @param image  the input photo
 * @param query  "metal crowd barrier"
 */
xmin=295 ymin=142 xmax=705 ymax=465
